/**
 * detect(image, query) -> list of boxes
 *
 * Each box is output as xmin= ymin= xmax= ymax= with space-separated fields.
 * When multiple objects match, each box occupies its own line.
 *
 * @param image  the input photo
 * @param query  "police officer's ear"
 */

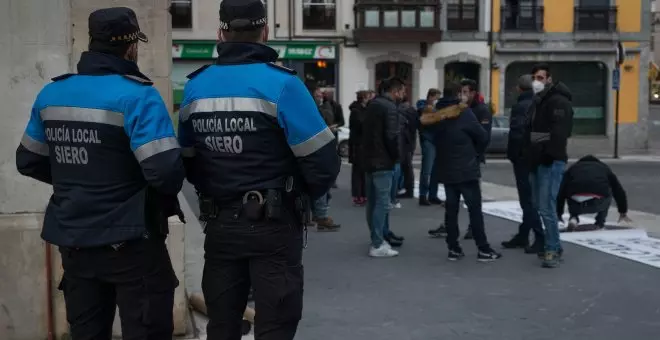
xmin=261 ymin=25 xmax=269 ymax=42
xmin=217 ymin=29 xmax=225 ymax=43
xmin=125 ymin=42 xmax=138 ymax=63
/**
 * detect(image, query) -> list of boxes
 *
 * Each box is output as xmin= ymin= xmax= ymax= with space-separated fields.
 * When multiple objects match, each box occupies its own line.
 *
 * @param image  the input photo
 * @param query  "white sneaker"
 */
xmin=393 ymin=202 xmax=402 ymax=209
xmin=567 ymin=218 xmax=578 ymax=232
xmin=397 ymin=189 xmax=407 ymax=195
xmin=369 ymin=243 xmax=399 ymax=257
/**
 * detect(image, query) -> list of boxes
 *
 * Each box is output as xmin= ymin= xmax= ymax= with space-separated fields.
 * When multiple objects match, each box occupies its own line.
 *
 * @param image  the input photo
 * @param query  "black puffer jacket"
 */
xmin=348 ymin=101 xmax=366 ymax=164
xmin=557 ymin=155 xmax=628 ymax=215
xmin=526 ymin=82 xmax=574 ymax=167
xmin=361 ymin=95 xmax=400 ymax=172
xmin=431 ymin=97 xmax=488 ymax=184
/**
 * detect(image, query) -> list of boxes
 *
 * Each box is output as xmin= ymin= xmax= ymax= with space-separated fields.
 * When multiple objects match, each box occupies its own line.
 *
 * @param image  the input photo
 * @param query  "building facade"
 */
xmin=171 ymin=0 xmax=651 ymax=153
xmin=493 ymin=0 xmax=651 ymax=153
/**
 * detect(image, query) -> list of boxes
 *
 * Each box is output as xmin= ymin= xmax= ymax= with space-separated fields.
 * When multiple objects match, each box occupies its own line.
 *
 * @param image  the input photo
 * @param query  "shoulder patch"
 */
xmin=51 ymin=73 xmax=75 ymax=82
xmin=187 ymin=64 xmax=211 ymax=79
xmin=266 ymin=62 xmax=297 ymax=75
xmin=122 ymin=74 xmax=153 ymax=85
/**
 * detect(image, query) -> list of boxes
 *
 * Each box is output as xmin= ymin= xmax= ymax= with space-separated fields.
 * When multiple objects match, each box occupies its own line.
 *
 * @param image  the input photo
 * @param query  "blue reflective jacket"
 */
xmin=16 ymin=52 xmax=184 ymax=247
xmin=179 ymin=43 xmax=339 ymax=201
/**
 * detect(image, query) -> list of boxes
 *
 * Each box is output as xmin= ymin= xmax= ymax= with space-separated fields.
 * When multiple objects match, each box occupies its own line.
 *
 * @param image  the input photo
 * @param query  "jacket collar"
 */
xmin=215 ymin=42 xmax=278 ymax=65
xmin=517 ymin=90 xmax=534 ymax=102
xmin=77 ymin=51 xmax=150 ymax=81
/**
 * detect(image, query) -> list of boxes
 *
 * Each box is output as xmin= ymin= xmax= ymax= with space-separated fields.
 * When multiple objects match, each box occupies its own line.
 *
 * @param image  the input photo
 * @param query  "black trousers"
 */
xmin=351 ymin=163 xmax=366 ymax=198
xmin=203 ymin=209 xmax=304 ymax=340
xmin=444 ymin=180 xmax=490 ymax=250
xmin=400 ymin=151 xmax=415 ymax=195
xmin=58 ymin=237 xmax=178 ymax=340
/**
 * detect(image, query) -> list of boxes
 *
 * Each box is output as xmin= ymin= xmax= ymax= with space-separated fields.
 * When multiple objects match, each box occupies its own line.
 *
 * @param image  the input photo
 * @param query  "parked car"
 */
xmin=486 ymin=115 xmax=509 ymax=154
xmin=337 ymin=126 xmax=350 ymax=158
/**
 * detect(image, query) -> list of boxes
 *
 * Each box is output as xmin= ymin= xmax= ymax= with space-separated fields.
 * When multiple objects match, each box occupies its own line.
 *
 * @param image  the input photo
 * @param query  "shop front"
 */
xmin=172 ymin=40 xmax=339 ymax=111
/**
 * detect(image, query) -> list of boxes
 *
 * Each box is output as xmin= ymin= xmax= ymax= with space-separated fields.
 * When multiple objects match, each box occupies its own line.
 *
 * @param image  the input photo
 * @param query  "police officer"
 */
xmin=16 ymin=7 xmax=185 ymax=340
xmin=177 ymin=0 xmax=340 ymax=339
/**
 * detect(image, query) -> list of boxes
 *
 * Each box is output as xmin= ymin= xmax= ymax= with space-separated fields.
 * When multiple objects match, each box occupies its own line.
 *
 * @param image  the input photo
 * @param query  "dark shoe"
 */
xmin=429 ymin=197 xmax=445 ymax=205
xmin=387 ymin=231 xmax=405 ymax=241
xmin=501 ymin=234 xmax=528 ymax=249
xmin=477 ymin=248 xmax=503 ymax=262
xmin=541 ymin=251 xmax=560 ymax=268
xmin=448 ymin=247 xmax=465 ymax=261
xmin=315 ymin=217 xmax=341 ymax=232
xmin=419 ymin=197 xmax=431 ymax=206
xmin=463 ymin=228 xmax=473 ymax=240
xmin=385 ymin=235 xmax=403 ymax=247
xmin=428 ymin=225 xmax=448 ymax=238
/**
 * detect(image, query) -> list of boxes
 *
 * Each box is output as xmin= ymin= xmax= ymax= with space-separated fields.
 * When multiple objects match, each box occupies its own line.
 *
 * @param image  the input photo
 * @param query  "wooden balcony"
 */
xmin=353 ymin=0 xmax=442 ymax=43
xmin=501 ymin=4 xmax=544 ymax=31
xmin=574 ymin=6 xmax=617 ymax=32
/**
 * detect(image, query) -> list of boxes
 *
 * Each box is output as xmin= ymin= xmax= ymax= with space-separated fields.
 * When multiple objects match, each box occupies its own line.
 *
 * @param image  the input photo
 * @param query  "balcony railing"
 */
xmin=353 ymin=0 xmax=442 ymax=42
xmin=501 ymin=4 xmax=544 ymax=31
xmin=574 ymin=6 xmax=617 ymax=32
xmin=446 ymin=4 xmax=479 ymax=31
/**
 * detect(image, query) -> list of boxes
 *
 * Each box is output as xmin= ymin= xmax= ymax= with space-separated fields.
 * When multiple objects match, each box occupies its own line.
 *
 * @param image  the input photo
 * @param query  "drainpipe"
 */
xmin=488 ymin=0 xmax=495 ymax=107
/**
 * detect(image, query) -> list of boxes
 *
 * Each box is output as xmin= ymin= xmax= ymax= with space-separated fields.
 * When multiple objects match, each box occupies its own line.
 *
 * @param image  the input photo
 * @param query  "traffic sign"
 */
xmin=612 ymin=68 xmax=620 ymax=90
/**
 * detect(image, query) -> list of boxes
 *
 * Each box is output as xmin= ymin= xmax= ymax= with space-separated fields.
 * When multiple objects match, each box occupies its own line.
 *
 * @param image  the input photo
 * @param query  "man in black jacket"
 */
xmin=397 ymin=98 xmax=418 ymax=198
xmin=461 ymin=79 xmax=492 ymax=164
xmin=526 ymin=63 xmax=574 ymax=268
xmin=427 ymin=83 xmax=502 ymax=262
xmin=362 ymin=78 xmax=406 ymax=257
xmin=502 ymin=75 xmax=544 ymax=253
xmin=557 ymin=155 xmax=631 ymax=231
xmin=349 ymin=90 xmax=369 ymax=205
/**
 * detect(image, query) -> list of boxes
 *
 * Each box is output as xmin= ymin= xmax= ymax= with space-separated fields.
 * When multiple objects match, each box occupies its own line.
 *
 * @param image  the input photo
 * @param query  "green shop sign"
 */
xmin=172 ymin=41 xmax=336 ymax=60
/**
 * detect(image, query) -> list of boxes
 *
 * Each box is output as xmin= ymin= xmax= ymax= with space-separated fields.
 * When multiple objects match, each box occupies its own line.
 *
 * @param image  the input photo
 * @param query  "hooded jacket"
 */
xmin=557 ymin=155 xmax=628 ymax=216
xmin=428 ymin=97 xmax=488 ymax=184
xmin=526 ymin=81 xmax=574 ymax=167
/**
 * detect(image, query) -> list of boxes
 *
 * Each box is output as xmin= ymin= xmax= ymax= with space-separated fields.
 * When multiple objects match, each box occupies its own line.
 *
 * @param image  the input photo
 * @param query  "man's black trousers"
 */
xmin=58 ymin=237 xmax=178 ymax=340
xmin=444 ymin=180 xmax=491 ymax=251
xmin=400 ymin=151 xmax=415 ymax=195
xmin=202 ymin=209 xmax=304 ymax=340
xmin=351 ymin=162 xmax=366 ymax=198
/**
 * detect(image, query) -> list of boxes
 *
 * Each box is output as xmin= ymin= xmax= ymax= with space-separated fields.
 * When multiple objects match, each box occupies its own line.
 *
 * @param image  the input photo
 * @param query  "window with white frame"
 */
xmin=302 ymin=0 xmax=337 ymax=31
xmin=171 ymin=0 xmax=193 ymax=29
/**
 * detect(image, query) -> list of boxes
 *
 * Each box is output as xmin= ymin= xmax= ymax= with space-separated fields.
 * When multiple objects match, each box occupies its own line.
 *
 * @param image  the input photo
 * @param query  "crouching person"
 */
xmin=557 ymin=155 xmax=631 ymax=231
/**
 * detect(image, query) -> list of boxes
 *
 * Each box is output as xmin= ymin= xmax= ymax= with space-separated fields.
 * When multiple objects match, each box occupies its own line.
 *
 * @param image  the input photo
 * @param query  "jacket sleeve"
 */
xmin=547 ymin=98 xmax=573 ymax=160
xmin=607 ymin=169 xmax=628 ymax=214
xmin=462 ymin=109 xmax=488 ymax=154
xmin=384 ymin=105 xmax=400 ymax=162
xmin=125 ymin=87 xmax=185 ymax=195
xmin=475 ymin=104 xmax=493 ymax=141
xmin=16 ymin=105 xmax=52 ymax=184
xmin=334 ymin=103 xmax=345 ymax=127
xmin=278 ymin=76 xmax=340 ymax=199
xmin=177 ymin=92 xmax=199 ymax=186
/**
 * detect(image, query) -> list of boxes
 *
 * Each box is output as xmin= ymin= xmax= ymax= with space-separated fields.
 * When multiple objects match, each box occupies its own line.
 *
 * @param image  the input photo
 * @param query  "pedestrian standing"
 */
xmin=362 ymin=78 xmax=407 ymax=256
xmin=525 ymin=63 xmax=574 ymax=268
xmin=349 ymin=91 xmax=369 ymax=206
xmin=501 ymin=74 xmax=545 ymax=254
xmin=16 ymin=7 xmax=185 ymax=338
xmin=416 ymin=89 xmax=442 ymax=206
xmin=397 ymin=97 xmax=418 ymax=199
xmin=177 ymin=0 xmax=340 ymax=338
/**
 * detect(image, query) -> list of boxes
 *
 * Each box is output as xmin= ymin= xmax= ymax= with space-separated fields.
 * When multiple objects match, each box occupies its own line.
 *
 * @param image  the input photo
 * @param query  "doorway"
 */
xmin=375 ymin=61 xmax=413 ymax=98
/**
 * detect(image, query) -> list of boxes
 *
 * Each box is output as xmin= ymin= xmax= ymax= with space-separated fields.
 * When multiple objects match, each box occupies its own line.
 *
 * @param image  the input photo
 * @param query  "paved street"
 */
xmin=182 ymin=166 xmax=660 ymax=340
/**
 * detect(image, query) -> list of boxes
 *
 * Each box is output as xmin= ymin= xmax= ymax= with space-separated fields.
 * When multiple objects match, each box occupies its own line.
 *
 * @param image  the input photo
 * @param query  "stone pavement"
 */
xmin=181 ymin=166 xmax=660 ymax=339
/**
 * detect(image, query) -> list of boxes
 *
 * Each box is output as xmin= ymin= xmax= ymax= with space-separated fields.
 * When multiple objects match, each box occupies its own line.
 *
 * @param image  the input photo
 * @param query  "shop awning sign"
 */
xmin=173 ymin=41 xmax=336 ymax=60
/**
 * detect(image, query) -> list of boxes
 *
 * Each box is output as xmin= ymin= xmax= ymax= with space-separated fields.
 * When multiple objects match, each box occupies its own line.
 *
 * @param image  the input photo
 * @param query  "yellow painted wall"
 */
xmin=544 ymin=0 xmax=573 ymax=32
xmin=616 ymin=53 xmax=640 ymax=123
xmin=490 ymin=68 xmax=500 ymax=113
xmin=492 ymin=0 xmax=500 ymax=32
xmin=616 ymin=0 xmax=641 ymax=33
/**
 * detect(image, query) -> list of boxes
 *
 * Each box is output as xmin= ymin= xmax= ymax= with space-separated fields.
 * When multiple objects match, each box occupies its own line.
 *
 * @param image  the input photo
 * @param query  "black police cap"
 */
xmin=89 ymin=7 xmax=148 ymax=44
xmin=219 ymin=0 xmax=267 ymax=32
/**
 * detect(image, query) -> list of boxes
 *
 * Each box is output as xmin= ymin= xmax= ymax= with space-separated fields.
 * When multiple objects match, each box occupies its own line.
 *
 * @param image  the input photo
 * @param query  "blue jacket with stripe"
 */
xmin=178 ymin=43 xmax=340 ymax=201
xmin=16 ymin=52 xmax=185 ymax=248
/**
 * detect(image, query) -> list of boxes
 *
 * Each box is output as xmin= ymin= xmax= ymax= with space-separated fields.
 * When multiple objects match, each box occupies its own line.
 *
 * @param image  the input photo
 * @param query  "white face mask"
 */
xmin=532 ymin=80 xmax=545 ymax=94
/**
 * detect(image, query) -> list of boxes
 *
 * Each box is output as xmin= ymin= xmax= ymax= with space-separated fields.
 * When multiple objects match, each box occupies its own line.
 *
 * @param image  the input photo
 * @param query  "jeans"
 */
xmin=444 ymin=180 xmax=490 ymax=250
xmin=400 ymin=151 xmax=415 ymax=194
xmin=366 ymin=170 xmax=393 ymax=248
xmin=530 ymin=161 xmax=566 ymax=252
xmin=391 ymin=163 xmax=402 ymax=202
xmin=313 ymin=192 xmax=330 ymax=219
xmin=567 ymin=196 xmax=611 ymax=226
xmin=512 ymin=161 xmax=543 ymax=239
xmin=419 ymin=137 xmax=436 ymax=198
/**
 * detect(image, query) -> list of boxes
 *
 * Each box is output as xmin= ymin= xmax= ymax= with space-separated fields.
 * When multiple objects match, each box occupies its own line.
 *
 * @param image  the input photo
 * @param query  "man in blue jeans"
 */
xmin=501 ymin=75 xmax=544 ymax=254
xmin=362 ymin=77 xmax=406 ymax=257
xmin=526 ymin=63 xmax=574 ymax=268
xmin=416 ymin=89 xmax=442 ymax=206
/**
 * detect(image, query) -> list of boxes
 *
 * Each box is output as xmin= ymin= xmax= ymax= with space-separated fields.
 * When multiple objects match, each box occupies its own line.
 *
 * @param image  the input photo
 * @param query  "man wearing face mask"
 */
xmin=16 ymin=7 xmax=186 ymax=338
xmin=525 ymin=63 xmax=574 ymax=268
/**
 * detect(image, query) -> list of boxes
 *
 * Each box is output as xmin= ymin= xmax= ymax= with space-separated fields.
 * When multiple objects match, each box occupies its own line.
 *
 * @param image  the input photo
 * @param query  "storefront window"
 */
xmin=504 ymin=61 xmax=607 ymax=135
xmin=303 ymin=61 xmax=336 ymax=89
xmin=302 ymin=0 xmax=336 ymax=30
